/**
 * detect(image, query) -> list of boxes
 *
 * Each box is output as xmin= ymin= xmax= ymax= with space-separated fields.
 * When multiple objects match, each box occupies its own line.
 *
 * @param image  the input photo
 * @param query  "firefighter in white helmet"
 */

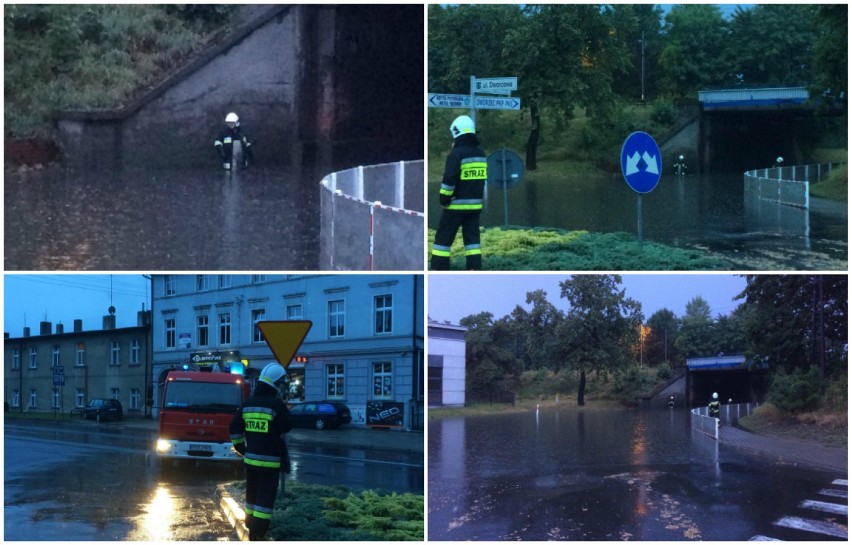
xmin=708 ymin=391 xmax=721 ymax=419
xmin=229 ymin=363 xmax=292 ymax=540
xmin=431 ymin=115 xmax=487 ymax=270
xmin=214 ymin=112 xmax=253 ymax=171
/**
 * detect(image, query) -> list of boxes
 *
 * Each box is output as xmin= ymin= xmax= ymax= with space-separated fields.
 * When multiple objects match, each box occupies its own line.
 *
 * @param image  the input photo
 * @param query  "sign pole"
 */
xmin=637 ymin=195 xmax=644 ymax=246
xmin=469 ymin=75 xmax=476 ymax=124
xmin=502 ymin=149 xmax=509 ymax=227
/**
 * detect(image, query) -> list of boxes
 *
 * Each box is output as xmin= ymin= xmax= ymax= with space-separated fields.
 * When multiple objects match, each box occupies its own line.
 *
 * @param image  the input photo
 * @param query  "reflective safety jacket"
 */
xmin=214 ymin=126 xmax=251 ymax=160
xmin=229 ymin=390 xmax=292 ymax=469
xmin=708 ymin=399 xmax=720 ymax=417
xmin=439 ymin=134 xmax=487 ymax=213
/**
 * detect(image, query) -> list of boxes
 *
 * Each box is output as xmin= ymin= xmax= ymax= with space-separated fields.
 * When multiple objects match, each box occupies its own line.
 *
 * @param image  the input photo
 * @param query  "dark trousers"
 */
xmin=431 ymin=210 xmax=482 ymax=270
xmin=244 ymin=464 xmax=281 ymax=540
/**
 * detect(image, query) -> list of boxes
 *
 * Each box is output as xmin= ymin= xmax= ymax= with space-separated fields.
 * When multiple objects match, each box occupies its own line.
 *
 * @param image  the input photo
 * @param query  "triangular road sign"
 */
xmin=258 ymin=321 xmax=312 ymax=368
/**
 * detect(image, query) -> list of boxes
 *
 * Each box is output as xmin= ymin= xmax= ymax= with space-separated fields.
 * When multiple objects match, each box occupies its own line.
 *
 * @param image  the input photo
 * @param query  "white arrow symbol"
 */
xmin=626 ymin=152 xmax=641 ymax=175
xmin=642 ymin=151 xmax=659 ymax=174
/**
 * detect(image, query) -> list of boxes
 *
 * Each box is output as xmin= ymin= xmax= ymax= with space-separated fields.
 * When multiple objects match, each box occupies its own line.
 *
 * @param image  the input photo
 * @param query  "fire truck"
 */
xmin=155 ymin=366 xmax=251 ymax=464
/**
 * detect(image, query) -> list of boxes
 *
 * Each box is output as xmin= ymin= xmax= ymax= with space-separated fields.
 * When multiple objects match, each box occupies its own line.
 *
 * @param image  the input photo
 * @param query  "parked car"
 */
xmin=288 ymin=401 xmax=351 ymax=430
xmin=84 ymin=398 xmax=123 ymax=422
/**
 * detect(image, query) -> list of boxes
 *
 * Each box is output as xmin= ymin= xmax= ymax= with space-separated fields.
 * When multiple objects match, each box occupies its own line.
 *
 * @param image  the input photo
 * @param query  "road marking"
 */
xmin=773 ymin=516 xmax=848 ymax=539
xmin=819 ymin=488 xmax=848 ymax=499
xmin=800 ymin=499 xmax=848 ymax=516
xmin=290 ymin=453 xmax=423 ymax=469
xmin=748 ymin=535 xmax=781 ymax=541
xmin=832 ymin=479 xmax=848 ymax=487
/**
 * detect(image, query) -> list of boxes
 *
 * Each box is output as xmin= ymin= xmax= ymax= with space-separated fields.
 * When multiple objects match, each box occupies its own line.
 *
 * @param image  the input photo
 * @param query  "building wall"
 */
xmin=151 ymin=274 xmax=424 ymax=428
xmin=4 ymin=323 xmax=150 ymax=416
xmin=428 ymin=324 xmax=467 ymax=407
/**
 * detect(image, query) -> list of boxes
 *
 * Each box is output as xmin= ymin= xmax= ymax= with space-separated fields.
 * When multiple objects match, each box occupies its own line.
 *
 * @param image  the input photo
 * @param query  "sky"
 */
xmin=428 ymin=273 xmax=747 ymax=325
xmin=4 ymin=274 xmax=151 ymax=337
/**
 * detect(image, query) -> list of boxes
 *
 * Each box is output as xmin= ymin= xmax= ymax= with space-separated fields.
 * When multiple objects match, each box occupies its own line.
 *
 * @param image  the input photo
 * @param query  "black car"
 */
xmin=83 ymin=398 xmax=123 ymax=422
xmin=288 ymin=401 xmax=351 ymax=430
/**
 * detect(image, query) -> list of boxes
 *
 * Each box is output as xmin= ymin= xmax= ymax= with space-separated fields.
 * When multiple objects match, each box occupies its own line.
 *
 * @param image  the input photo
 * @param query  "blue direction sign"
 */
xmin=428 ymin=93 xmax=521 ymax=111
xmin=620 ymin=131 xmax=662 ymax=194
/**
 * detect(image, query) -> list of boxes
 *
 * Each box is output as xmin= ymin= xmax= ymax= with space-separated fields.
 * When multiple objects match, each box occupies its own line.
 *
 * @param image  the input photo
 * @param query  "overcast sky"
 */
xmin=428 ymin=273 xmax=747 ymax=325
xmin=4 ymin=274 xmax=150 ymax=337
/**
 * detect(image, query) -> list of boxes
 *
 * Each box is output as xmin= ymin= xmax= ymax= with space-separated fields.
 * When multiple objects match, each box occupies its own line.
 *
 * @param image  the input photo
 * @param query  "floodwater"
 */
xmin=428 ymin=408 xmax=838 ymax=541
xmin=4 ymin=164 xmax=324 ymax=270
xmin=427 ymin=172 xmax=847 ymax=270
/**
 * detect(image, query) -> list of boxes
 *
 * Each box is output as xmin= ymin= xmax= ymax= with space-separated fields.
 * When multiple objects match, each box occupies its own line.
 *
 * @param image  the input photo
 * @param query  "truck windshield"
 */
xmin=163 ymin=382 xmax=242 ymax=412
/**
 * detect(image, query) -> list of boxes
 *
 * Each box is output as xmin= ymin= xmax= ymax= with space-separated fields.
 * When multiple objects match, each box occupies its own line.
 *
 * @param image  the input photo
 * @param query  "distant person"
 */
xmin=431 ymin=115 xmax=487 ymax=270
xmin=774 ymin=156 xmax=784 ymax=169
xmin=230 ymin=363 xmax=292 ymax=541
xmin=673 ymin=155 xmax=687 ymax=175
xmin=214 ymin=112 xmax=253 ymax=171
xmin=708 ymin=392 xmax=721 ymax=419
xmin=668 ymin=395 xmax=675 ymax=408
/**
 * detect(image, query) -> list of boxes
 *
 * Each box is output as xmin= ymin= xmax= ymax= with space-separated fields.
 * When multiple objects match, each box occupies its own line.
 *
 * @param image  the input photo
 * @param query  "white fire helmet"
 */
xmin=259 ymin=363 xmax=288 ymax=395
xmin=225 ymin=112 xmax=239 ymax=125
xmin=712 ymin=392 xmax=719 ymax=400
xmin=450 ymin=115 xmax=475 ymax=139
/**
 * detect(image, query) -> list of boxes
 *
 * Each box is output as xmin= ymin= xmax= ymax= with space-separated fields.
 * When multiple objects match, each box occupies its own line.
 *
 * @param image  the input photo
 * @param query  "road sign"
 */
xmin=428 ymin=93 xmax=471 ymax=109
xmin=474 ymin=77 xmax=517 ymax=95
xmin=474 ymin=96 xmax=521 ymax=110
xmin=487 ymin=149 xmax=524 ymax=190
xmin=257 ymin=321 xmax=312 ymax=369
xmin=620 ymin=131 xmax=662 ymax=194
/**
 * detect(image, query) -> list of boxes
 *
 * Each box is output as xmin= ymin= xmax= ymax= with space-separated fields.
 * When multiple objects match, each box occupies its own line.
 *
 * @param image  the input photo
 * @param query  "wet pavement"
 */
xmin=428 ymin=407 xmax=846 ymax=541
xmin=4 ymin=163 xmax=324 ymax=270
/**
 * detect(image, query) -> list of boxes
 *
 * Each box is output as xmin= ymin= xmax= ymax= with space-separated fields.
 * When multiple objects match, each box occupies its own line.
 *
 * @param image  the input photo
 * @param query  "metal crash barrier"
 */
xmin=320 ymin=160 xmax=424 ymax=270
xmin=691 ymin=402 xmax=760 ymax=441
xmin=744 ymin=162 xmax=843 ymax=209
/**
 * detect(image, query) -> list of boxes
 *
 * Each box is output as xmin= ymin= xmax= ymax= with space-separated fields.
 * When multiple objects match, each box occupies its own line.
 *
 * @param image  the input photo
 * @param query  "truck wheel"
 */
xmin=315 ymin=419 xmax=326 ymax=430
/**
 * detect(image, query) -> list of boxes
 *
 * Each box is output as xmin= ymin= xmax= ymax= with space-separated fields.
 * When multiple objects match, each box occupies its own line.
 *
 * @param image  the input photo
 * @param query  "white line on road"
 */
xmin=290 ymin=453 xmax=423 ymax=468
xmin=774 ymin=516 xmax=848 ymax=539
xmin=800 ymin=499 xmax=848 ymax=516
xmin=819 ymin=488 xmax=848 ymax=499
xmin=832 ymin=479 xmax=848 ymax=487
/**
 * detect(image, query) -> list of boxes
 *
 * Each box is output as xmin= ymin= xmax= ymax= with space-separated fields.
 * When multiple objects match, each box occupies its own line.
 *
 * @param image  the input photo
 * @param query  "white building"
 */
xmin=427 ymin=322 xmax=467 ymax=407
xmin=151 ymin=274 xmax=424 ymax=430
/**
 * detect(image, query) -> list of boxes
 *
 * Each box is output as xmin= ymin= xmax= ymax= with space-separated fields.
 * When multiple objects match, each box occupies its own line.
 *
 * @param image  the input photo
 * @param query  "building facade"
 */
xmin=427 ymin=322 xmax=467 ymax=407
xmin=151 ymin=274 xmax=424 ymax=430
xmin=4 ymin=314 xmax=151 ymax=416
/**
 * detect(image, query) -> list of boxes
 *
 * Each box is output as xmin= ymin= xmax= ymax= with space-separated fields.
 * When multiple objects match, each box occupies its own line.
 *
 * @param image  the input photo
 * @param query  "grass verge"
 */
xmin=737 ymin=404 xmax=847 ymax=448
xmin=226 ymin=481 xmax=424 ymax=541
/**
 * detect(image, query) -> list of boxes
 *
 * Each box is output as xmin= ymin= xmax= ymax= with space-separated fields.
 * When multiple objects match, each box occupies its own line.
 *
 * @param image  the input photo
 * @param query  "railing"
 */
xmin=319 ymin=160 xmax=424 ymax=270
xmin=744 ymin=162 xmax=843 ymax=209
xmin=691 ymin=402 xmax=760 ymax=441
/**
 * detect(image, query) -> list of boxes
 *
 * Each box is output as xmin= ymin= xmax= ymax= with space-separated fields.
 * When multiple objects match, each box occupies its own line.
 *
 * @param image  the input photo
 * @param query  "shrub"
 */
xmin=767 ymin=367 xmax=825 ymax=413
xmin=655 ymin=365 xmax=673 ymax=381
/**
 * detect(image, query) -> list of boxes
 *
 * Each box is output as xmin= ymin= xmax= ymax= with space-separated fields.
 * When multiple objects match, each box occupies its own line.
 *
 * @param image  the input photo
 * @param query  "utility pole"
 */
xmin=639 ymin=31 xmax=646 ymax=102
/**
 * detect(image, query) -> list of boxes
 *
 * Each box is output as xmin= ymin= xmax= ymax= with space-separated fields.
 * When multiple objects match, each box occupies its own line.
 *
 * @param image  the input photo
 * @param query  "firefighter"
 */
xmin=673 ymin=154 xmax=687 ymax=175
xmin=230 ymin=363 xmax=292 ymax=541
xmin=431 ymin=115 xmax=487 ymax=270
xmin=214 ymin=112 xmax=252 ymax=171
xmin=708 ymin=392 xmax=721 ymax=419
xmin=668 ymin=395 xmax=675 ymax=408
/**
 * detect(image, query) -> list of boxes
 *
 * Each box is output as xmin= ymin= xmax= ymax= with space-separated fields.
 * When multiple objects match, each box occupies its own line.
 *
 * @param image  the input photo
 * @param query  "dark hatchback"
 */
xmin=288 ymin=401 xmax=351 ymax=430
xmin=83 ymin=398 xmax=124 ymax=422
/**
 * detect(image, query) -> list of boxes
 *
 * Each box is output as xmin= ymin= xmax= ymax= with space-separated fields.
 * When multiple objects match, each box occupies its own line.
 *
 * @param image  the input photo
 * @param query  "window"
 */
xmin=165 ymin=318 xmax=176 ymax=349
xmin=52 ymin=347 xmax=60 ymax=368
xmin=28 ymin=389 xmax=37 ymax=409
xmin=130 ymin=340 xmax=141 ymax=365
xmin=75 ymin=389 xmax=85 ymax=408
xmin=218 ymin=275 xmax=231 ymax=289
xmin=375 ymin=295 xmax=393 ymax=335
xmin=110 ymin=341 xmax=121 ymax=365
xmin=111 ymin=388 xmax=120 ymax=401
xmin=52 ymin=389 xmax=61 ymax=409
xmin=165 ymin=275 xmax=176 ymax=296
xmin=130 ymin=388 xmax=141 ymax=410
xmin=29 ymin=348 xmax=37 ymax=369
xmin=197 ymin=315 xmax=209 ymax=347
xmin=76 ymin=344 xmax=85 ymax=367
xmin=327 ymin=364 xmax=345 ymax=398
xmin=219 ymin=313 xmax=232 ymax=345
xmin=252 ymin=309 xmax=266 ymax=343
xmin=286 ymin=304 xmax=303 ymax=320
xmin=196 ymin=275 xmax=209 ymax=292
xmin=252 ymin=274 xmax=267 ymax=284
xmin=373 ymin=362 xmax=393 ymax=398
xmin=12 ymin=389 xmax=20 ymax=408
xmin=12 ymin=348 xmax=20 ymax=370
xmin=328 ymin=300 xmax=345 ymax=338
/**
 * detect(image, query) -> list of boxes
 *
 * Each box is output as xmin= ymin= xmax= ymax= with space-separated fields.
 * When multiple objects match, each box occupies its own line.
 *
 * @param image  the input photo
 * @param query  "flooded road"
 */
xmin=428 ymin=408 xmax=840 ymax=541
xmin=427 ymin=172 xmax=847 ymax=270
xmin=5 ymin=164 xmax=324 ymax=270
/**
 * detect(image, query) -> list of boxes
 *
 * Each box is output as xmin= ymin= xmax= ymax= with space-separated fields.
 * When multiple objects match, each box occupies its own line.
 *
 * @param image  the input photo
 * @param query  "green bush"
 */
xmin=655 ymin=365 xmax=674 ymax=381
xmin=822 ymin=374 xmax=847 ymax=412
xmin=767 ymin=367 xmax=825 ymax=413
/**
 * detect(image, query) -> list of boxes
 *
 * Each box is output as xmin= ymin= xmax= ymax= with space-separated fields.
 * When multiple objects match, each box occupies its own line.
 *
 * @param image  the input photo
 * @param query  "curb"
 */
xmin=216 ymin=484 xmax=249 ymax=541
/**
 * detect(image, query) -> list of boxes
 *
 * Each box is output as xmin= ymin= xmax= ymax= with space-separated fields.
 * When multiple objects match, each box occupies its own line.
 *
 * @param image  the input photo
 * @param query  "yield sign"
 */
xmin=620 ymin=131 xmax=662 ymax=194
xmin=258 ymin=321 xmax=312 ymax=368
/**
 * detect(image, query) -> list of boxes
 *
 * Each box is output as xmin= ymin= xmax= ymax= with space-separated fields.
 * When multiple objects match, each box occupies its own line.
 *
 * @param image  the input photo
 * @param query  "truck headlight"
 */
xmin=156 ymin=439 xmax=172 ymax=453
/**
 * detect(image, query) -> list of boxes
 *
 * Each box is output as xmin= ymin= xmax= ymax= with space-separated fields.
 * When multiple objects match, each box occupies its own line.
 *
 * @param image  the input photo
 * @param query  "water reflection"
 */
xmin=429 ymin=408 xmax=834 ymax=541
xmin=139 ymin=485 xmax=176 ymax=541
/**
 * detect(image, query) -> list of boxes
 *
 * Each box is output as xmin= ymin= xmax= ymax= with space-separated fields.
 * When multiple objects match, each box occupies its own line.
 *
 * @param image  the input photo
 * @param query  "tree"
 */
xmin=557 ymin=275 xmax=643 ymax=405
xmin=675 ymin=296 xmax=717 ymax=359
xmin=659 ymin=5 xmax=730 ymax=97
xmin=811 ymin=4 xmax=848 ymax=102
xmin=459 ymin=312 xmax=524 ymax=399
xmin=510 ymin=289 xmax=564 ymax=371
xmin=645 ymin=308 xmax=680 ymax=366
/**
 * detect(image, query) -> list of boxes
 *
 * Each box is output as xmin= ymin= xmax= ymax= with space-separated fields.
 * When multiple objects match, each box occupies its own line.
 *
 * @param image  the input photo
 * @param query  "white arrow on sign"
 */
xmin=625 ymin=151 xmax=659 ymax=176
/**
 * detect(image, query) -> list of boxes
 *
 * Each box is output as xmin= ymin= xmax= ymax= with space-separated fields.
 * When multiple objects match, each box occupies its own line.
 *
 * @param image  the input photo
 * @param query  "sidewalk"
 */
xmin=720 ymin=425 xmax=847 ymax=473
